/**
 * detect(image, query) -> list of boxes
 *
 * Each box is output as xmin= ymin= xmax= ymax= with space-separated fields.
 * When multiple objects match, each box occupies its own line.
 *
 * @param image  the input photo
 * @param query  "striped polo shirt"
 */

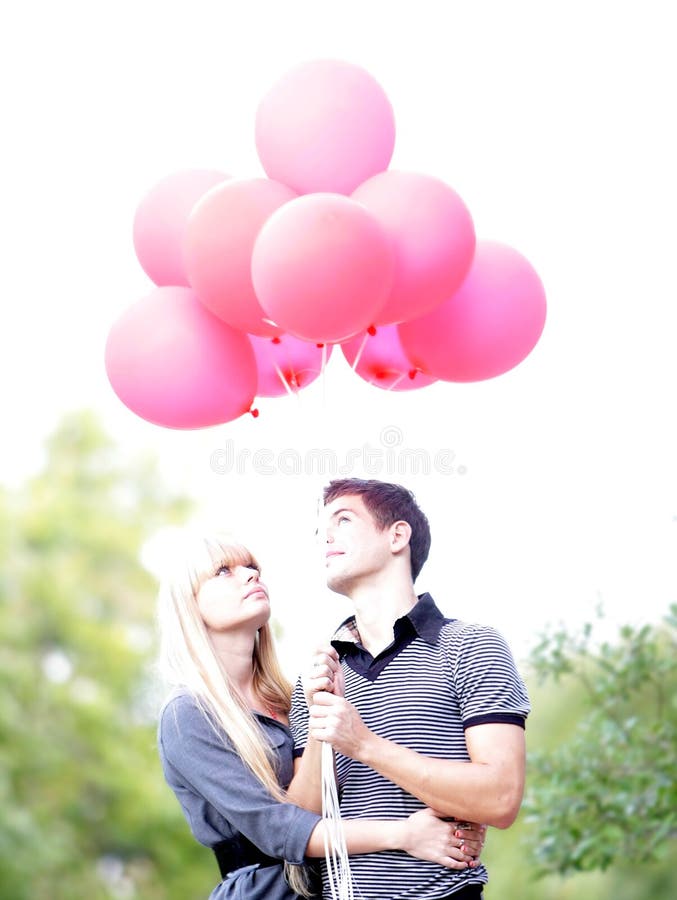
xmin=289 ymin=593 xmax=530 ymax=899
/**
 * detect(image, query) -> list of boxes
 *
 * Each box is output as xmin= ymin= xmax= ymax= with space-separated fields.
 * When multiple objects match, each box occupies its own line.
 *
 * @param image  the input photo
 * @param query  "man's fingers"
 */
xmin=311 ymin=690 xmax=339 ymax=706
xmin=313 ymin=647 xmax=340 ymax=671
xmin=309 ymin=722 xmax=334 ymax=743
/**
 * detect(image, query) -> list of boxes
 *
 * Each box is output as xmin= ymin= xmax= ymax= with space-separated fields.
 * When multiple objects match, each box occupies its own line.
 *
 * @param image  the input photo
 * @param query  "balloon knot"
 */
xmin=408 ymin=369 xmax=417 ymax=380
xmin=249 ymin=406 xmax=260 ymax=418
xmin=272 ymin=337 xmax=281 ymax=344
xmin=367 ymin=325 xmax=377 ymax=336
xmin=316 ymin=343 xmax=325 ymax=348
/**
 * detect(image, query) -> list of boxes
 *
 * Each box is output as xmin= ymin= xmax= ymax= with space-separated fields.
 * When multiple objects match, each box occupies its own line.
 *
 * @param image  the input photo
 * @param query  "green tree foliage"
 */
xmin=481 ymin=668 xmax=676 ymax=899
xmin=0 ymin=412 xmax=215 ymax=899
xmin=524 ymin=606 xmax=677 ymax=876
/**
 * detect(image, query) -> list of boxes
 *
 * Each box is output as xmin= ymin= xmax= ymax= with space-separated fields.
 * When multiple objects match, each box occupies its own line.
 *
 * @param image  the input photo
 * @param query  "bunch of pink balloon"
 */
xmin=105 ymin=59 xmax=546 ymax=429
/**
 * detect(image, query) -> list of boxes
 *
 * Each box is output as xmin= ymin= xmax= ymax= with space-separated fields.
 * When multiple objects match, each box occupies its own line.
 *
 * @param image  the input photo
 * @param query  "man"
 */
xmin=290 ymin=478 xmax=530 ymax=900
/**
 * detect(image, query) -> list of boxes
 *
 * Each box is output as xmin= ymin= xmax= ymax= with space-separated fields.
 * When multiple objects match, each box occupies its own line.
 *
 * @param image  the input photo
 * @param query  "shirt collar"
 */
xmin=331 ymin=592 xmax=447 ymax=649
xmin=407 ymin=592 xmax=448 ymax=643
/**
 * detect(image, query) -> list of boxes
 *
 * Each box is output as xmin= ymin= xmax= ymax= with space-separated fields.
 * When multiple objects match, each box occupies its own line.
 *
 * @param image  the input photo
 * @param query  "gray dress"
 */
xmin=158 ymin=691 xmax=321 ymax=899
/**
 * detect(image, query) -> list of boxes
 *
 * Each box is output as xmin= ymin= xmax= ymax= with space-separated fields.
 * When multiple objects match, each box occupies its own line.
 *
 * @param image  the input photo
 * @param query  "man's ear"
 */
xmin=389 ymin=520 xmax=412 ymax=552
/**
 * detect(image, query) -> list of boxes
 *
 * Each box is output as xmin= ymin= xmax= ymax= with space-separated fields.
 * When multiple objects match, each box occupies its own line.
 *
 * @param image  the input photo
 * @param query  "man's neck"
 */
xmin=349 ymin=577 xmax=418 ymax=657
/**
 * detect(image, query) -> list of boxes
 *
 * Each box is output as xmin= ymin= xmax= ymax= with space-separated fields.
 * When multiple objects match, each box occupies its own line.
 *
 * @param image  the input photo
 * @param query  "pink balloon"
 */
xmin=105 ymin=286 xmax=257 ymax=428
xmin=341 ymin=326 xmax=437 ymax=392
xmin=398 ymin=241 xmax=547 ymax=382
xmin=352 ymin=171 xmax=476 ymax=325
xmin=184 ymin=178 xmax=297 ymax=336
xmin=133 ymin=169 xmax=229 ymax=286
xmin=250 ymin=334 xmax=333 ymax=398
xmin=251 ymin=193 xmax=394 ymax=343
xmin=255 ymin=60 xmax=395 ymax=195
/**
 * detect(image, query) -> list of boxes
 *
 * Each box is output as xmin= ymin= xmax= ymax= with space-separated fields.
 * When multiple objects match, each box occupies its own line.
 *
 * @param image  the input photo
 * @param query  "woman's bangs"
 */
xmin=205 ymin=538 xmax=260 ymax=578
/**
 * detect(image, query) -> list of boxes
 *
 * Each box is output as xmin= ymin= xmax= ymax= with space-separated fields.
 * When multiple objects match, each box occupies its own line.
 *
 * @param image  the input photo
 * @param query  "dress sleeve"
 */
xmin=448 ymin=624 xmax=531 ymax=729
xmin=159 ymin=694 xmax=320 ymax=864
xmin=288 ymin=676 xmax=310 ymax=757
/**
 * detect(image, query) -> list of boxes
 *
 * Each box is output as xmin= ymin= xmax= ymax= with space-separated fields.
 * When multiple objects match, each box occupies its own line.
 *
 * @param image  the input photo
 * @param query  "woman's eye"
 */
xmin=338 ymin=516 xmax=350 ymax=524
xmin=216 ymin=565 xmax=231 ymax=576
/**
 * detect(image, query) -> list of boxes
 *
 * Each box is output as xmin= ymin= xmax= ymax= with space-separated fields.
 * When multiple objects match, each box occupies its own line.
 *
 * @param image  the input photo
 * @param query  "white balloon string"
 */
xmin=385 ymin=371 xmax=407 ymax=391
xmin=350 ymin=332 xmax=370 ymax=372
xmin=321 ymin=342 xmax=328 ymax=409
xmin=271 ymin=360 xmax=298 ymax=398
xmin=279 ymin=339 xmax=302 ymax=392
xmin=321 ymin=741 xmax=355 ymax=900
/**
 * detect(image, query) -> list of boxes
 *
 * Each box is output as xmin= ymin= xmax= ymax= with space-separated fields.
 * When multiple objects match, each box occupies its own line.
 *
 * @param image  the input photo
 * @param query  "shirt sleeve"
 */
xmin=288 ymin=676 xmax=310 ymax=757
xmin=448 ymin=624 xmax=531 ymax=729
xmin=158 ymin=693 xmax=320 ymax=864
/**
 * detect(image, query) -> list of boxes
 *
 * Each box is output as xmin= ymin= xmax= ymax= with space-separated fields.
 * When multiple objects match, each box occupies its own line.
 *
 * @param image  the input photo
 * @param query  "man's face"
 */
xmin=321 ymin=493 xmax=392 ymax=594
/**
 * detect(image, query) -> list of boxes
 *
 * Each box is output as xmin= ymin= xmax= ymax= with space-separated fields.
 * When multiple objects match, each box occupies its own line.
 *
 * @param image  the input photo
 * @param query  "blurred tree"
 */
xmin=524 ymin=604 xmax=677 ymax=876
xmin=0 ymin=411 xmax=215 ymax=899
xmin=481 ymin=668 xmax=676 ymax=899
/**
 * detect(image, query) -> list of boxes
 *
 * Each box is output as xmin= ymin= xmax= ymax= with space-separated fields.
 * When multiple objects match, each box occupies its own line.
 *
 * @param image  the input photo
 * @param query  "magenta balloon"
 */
xmin=398 ymin=241 xmax=547 ymax=382
xmin=341 ymin=325 xmax=437 ymax=392
xmin=184 ymin=178 xmax=297 ymax=336
xmin=352 ymin=171 xmax=476 ymax=325
xmin=250 ymin=334 xmax=333 ymax=398
xmin=251 ymin=193 xmax=394 ymax=343
xmin=255 ymin=60 xmax=395 ymax=195
xmin=105 ymin=287 xmax=257 ymax=428
xmin=132 ymin=169 xmax=229 ymax=286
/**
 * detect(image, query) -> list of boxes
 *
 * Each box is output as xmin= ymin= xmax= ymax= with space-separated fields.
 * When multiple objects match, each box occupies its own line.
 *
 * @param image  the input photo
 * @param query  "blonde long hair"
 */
xmin=156 ymin=533 xmax=312 ymax=895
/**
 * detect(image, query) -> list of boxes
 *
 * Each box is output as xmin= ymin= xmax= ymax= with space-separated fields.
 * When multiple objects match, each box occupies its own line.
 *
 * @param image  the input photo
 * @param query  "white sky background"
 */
xmin=2 ymin=0 xmax=676 ymax=675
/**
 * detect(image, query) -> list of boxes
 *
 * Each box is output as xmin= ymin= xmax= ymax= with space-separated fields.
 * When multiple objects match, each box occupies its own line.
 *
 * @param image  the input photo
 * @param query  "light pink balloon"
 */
xmin=133 ymin=169 xmax=229 ymax=286
xmin=255 ymin=59 xmax=395 ymax=195
xmin=184 ymin=178 xmax=297 ymax=336
xmin=352 ymin=171 xmax=476 ymax=325
xmin=251 ymin=193 xmax=394 ymax=343
xmin=341 ymin=326 xmax=437 ymax=392
xmin=105 ymin=286 xmax=257 ymax=428
xmin=399 ymin=241 xmax=547 ymax=382
xmin=250 ymin=334 xmax=333 ymax=398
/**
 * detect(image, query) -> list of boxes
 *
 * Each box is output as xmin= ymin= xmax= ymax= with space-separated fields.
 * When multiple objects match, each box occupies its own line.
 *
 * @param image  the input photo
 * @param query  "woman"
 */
xmin=156 ymin=533 xmax=485 ymax=899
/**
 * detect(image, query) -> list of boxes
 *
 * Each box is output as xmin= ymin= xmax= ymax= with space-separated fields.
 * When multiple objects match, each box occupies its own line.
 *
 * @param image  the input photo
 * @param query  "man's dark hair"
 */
xmin=323 ymin=478 xmax=431 ymax=582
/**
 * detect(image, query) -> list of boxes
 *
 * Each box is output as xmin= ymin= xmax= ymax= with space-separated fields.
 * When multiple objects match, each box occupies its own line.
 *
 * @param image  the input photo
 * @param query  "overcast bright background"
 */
xmin=3 ymin=0 xmax=675 ymax=674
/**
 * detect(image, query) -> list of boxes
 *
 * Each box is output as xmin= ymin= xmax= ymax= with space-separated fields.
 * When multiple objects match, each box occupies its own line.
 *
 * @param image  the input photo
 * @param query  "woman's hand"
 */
xmin=397 ymin=809 xmax=486 ymax=870
xmin=302 ymin=646 xmax=344 ymax=708
xmin=448 ymin=819 xmax=486 ymax=862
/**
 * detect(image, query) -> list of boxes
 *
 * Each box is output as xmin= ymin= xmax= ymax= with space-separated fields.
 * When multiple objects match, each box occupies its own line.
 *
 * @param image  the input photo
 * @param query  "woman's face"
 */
xmin=196 ymin=562 xmax=271 ymax=634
